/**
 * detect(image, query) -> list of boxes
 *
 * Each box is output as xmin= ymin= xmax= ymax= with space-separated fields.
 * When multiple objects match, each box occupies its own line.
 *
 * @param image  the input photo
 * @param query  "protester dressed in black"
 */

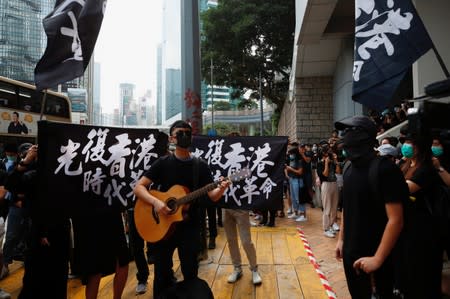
xmin=133 ymin=120 xmax=229 ymax=299
xmin=335 ymin=116 xmax=408 ymax=298
xmin=400 ymin=135 xmax=443 ymax=298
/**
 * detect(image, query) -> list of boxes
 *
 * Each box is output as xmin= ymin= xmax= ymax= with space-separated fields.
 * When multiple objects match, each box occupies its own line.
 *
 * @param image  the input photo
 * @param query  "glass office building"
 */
xmin=0 ymin=0 xmax=55 ymax=83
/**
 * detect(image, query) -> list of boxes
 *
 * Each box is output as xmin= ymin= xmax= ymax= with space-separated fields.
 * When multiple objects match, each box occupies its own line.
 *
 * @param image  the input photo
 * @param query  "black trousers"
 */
xmin=127 ymin=209 xmax=149 ymax=284
xmin=261 ymin=209 xmax=276 ymax=226
xmin=153 ymin=223 xmax=201 ymax=299
xmin=19 ymin=219 xmax=70 ymax=299
xmin=343 ymin=253 xmax=395 ymax=299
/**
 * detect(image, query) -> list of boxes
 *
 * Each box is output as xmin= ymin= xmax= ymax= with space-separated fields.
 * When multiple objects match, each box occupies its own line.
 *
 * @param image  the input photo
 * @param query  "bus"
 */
xmin=0 ymin=76 xmax=72 ymax=148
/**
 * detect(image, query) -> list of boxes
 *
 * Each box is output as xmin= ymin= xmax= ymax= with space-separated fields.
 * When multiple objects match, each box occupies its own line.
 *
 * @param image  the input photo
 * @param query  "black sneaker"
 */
xmin=208 ymin=238 xmax=216 ymax=249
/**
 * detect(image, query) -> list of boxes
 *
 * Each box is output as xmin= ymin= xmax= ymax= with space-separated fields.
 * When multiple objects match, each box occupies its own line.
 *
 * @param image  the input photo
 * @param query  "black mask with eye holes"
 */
xmin=342 ymin=127 xmax=375 ymax=161
xmin=175 ymin=130 xmax=192 ymax=149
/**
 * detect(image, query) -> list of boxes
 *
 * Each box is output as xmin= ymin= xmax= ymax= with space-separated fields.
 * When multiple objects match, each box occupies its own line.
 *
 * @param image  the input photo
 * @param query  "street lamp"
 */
xmin=210 ymin=58 xmax=214 ymax=130
xmin=259 ymin=72 xmax=264 ymax=136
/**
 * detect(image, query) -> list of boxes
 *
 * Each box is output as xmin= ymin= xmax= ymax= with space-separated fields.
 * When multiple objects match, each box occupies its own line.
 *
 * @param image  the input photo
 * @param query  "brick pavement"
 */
xmin=273 ymin=205 xmax=351 ymax=298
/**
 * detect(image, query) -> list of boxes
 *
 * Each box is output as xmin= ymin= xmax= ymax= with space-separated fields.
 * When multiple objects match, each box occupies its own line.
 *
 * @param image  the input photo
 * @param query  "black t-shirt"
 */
xmin=143 ymin=155 xmax=214 ymax=227
xmin=317 ymin=159 xmax=338 ymax=182
xmin=287 ymin=157 xmax=303 ymax=178
xmin=342 ymin=157 xmax=409 ymax=257
xmin=408 ymin=164 xmax=439 ymax=212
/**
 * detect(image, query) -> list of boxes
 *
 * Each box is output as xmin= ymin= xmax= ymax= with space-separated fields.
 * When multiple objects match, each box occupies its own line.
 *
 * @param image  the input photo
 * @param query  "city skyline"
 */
xmin=94 ymin=0 xmax=163 ymax=113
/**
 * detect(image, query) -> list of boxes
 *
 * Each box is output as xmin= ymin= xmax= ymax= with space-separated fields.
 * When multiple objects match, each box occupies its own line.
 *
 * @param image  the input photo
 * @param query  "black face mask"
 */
xmin=342 ymin=128 xmax=374 ymax=161
xmin=175 ymin=130 xmax=192 ymax=149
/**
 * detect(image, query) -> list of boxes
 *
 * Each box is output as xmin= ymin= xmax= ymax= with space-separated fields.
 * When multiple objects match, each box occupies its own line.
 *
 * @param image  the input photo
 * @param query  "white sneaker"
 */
xmin=0 ymin=289 xmax=10 ymax=299
xmin=287 ymin=208 xmax=292 ymax=214
xmin=323 ymin=229 xmax=335 ymax=238
xmin=287 ymin=213 xmax=297 ymax=219
xmin=252 ymin=270 xmax=262 ymax=285
xmin=227 ymin=269 xmax=243 ymax=283
xmin=295 ymin=215 xmax=307 ymax=222
xmin=254 ymin=215 xmax=262 ymax=220
xmin=332 ymin=223 xmax=340 ymax=231
xmin=250 ymin=220 xmax=258 ymax=227
xmin=136 ymin=282 xmax=147 ymax=294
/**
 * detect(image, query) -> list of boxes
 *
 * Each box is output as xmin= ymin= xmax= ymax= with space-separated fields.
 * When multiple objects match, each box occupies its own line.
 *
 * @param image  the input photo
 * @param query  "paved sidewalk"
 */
xmin=274 ymin=206 xmax=350 ymax=298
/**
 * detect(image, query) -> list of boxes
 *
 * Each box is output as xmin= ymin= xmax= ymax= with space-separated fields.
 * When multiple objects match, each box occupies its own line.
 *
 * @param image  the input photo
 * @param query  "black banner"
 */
xmin=352 ymin=0 xmax=433 ymax=110
xmin=35 ymin=0 xmax=106 ymax=90
xmin=37 ymin=121 xmax=288 ymax=216
xmin=38 ymin=121 xmax=168 ymax=216
xmin=192 ymin=135 xmax=287 ymax=211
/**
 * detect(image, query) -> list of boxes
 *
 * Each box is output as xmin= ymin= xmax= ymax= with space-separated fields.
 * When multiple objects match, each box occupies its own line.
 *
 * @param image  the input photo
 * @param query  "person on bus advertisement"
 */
xmin=8 ymin=112 xmax=28 ymax=135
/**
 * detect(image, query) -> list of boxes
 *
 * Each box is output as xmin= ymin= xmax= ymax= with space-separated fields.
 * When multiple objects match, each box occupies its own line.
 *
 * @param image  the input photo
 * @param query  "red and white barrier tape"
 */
xmin=297 ymin=227 xmax=337 ymax=299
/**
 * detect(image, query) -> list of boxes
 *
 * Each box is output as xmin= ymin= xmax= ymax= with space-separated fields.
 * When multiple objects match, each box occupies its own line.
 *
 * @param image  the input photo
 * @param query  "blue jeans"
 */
xmin=289 ymin=178 xmax=305 ymax=213
xmin=3 ymin=206 xmax=30 ymax=264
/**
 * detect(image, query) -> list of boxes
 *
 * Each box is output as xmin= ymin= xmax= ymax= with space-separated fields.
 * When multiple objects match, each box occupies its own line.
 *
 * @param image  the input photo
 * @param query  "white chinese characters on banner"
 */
xmin=353 ymin=0 xmax=413 ymax=82
xmin=193 ymin=139 xmax=276 ymax=207
xmin=54 ymin=128 xmax=158 ymax=206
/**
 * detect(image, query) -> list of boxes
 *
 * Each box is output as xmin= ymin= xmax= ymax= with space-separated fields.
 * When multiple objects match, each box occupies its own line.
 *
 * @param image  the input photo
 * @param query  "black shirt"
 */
xmin=342 ymin=157 xmax=409 ymax=257
xmin=143 ymin=155 xmax=214 ymax=227
xmin=317 ymin=159 xmax=338 ymax=182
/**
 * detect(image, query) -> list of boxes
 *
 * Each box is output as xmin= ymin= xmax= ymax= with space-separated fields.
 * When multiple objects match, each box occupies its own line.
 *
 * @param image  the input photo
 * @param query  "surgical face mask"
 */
xmin=401 ymin=143 xmax=414 ymax=158
xmin=175 ymin=130 xmax=192 ymax=149
xmin=342 ymin=149 xmax=347 ymax=158
xmin=168 ymin=143 xmax=176 ymax=152
xmin=6 ymin=155 xmax=16 ymax=162
xmin=431 ymin=146 xmax=444 ymax=157
xmin=289 ymin=154 xmax=295 ymax=160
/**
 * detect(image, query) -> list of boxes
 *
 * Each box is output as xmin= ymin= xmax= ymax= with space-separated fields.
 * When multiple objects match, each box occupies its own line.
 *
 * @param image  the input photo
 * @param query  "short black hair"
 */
xmin=169 ymin=120 xmax=192 ymax=136
xmin=4 ymin=143 xmax=17 ymax=153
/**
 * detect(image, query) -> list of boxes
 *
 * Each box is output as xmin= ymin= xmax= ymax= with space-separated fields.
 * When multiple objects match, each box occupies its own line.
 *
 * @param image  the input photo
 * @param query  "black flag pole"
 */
xmin=40 ymin=89 xmax=48 ymax=121
xmin=431 ymin=44 xmax=450 ymax=78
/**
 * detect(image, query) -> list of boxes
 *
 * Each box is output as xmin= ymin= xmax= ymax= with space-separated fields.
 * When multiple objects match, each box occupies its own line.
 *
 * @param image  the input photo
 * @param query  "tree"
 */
xmin=203 ymin=122 xmax=238 ymax=136
xmin=201 ymin=0 xmax=295 ymax=118
xmin=213 ymin=100 xmax=231 ymax=111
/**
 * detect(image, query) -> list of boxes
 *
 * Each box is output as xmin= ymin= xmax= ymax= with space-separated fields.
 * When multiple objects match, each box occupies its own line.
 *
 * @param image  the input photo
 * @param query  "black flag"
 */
xmin=352 ymin=0 xmax=433 ymax=110
xmin=34 ymin=0 xmax=107 ymax=90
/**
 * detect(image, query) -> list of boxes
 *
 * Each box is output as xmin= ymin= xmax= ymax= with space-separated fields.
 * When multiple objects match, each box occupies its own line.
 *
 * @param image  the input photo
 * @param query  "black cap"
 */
xmin=335 ymin=115 xmax=377 ymax=138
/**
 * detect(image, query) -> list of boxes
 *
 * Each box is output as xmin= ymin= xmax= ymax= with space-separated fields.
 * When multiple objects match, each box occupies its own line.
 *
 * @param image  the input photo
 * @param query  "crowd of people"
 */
xmin=0 ymin=120 xmax=261 ymax=299
xmin=0 ymin=112 xmax=449 ymax=298
xmin=246 ymin=109 xmax=449 ymax=298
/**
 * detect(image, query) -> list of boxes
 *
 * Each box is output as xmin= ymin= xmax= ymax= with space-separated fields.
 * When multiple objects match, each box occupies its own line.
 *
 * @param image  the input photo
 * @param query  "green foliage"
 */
xmin=201 ymin=0 xmax=295 ymax=118
xmin=213 ymin=100 xmax=231 ymax=111
xmin=203 ymin=122 xmax=239 ymax=136
xmin=237 ymin=99 xmax=258 ymax=110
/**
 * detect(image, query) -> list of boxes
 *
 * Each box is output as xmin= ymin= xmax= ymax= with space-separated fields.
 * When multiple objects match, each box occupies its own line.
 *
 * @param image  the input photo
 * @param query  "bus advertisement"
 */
xmin=0 ymin=76 xmax=72 ymax=144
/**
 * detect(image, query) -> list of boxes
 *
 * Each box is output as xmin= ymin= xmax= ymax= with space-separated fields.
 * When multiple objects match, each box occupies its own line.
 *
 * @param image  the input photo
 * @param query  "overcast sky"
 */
xmin=94 ymin=0 xmax=163 ymax=113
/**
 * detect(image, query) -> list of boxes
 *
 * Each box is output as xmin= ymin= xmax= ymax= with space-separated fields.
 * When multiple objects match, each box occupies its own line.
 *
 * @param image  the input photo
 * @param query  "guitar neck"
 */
xmin=177 ymin=182 xmax=218 ymax=205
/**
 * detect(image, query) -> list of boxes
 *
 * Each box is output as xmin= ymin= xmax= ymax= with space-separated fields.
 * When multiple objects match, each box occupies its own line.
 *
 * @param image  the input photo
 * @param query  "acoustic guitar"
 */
xmin=134 ymin=168 xmax=251 ymax=242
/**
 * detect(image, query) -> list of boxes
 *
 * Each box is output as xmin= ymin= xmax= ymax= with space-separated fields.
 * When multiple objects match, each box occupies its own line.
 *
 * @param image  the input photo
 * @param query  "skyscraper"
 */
xmin=0 ymin=0 xmax=55 ymax=83
xmin=119 ymin=83 xmax=136 ymax=126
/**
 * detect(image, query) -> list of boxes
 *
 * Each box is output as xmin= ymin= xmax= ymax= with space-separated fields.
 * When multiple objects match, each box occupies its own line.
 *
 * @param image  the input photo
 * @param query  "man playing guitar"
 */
xmin=133 ymin=120 xmax=230 ymax=298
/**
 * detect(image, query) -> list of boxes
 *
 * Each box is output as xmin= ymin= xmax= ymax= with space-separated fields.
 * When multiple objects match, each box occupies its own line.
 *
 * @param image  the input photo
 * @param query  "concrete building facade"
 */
xmin=279 ymin=0 xmax=450 ymax=144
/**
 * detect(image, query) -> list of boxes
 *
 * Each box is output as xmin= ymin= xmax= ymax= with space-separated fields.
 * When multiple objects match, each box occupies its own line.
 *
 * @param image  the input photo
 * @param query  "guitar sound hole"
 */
xmin=166 ymin=198 xmax=178 ymax=214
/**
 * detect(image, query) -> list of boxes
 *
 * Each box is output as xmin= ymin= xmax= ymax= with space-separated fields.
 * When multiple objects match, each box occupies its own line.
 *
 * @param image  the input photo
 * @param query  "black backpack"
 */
xmin=159 ymin=277 xmax=214 ymax=299
xmin=424 ymin=181 xmax=450 ymax=239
